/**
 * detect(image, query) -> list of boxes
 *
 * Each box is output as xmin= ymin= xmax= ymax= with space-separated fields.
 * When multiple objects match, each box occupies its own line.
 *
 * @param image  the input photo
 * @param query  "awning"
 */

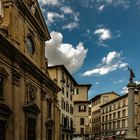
xmin=121 ymin=131 xmax=125 ymax=135
xmin=116 ymin=131 xmax=120 ymax=135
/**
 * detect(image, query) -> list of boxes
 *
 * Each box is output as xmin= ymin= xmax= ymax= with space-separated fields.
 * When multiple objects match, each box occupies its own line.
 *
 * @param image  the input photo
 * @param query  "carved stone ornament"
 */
xmin=12 ymin=70 xmax=21 ymax=86
xmin=0 ymin=67 xmax=9 ymax=77
xmin=28 ymin=84 xmax=37 ymax=102
xmin=31 ymin=2 xmax=37 ymax=15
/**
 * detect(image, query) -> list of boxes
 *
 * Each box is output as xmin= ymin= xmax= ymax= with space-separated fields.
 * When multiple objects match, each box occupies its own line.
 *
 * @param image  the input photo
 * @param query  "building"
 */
xmin=73 ymin=84 xmax=92 ymax=140
xmin=136 ymin=84 xmax=140 ymax=140
xmin=90 ymin=92 xmax=120 ymax=139
xmin=0 ymin=0 xmax=61 ymax=140
xmin=48 ymin=65 xmax=77 ymax=140
xmin=100 ymin=92 xmax=138 ymax=140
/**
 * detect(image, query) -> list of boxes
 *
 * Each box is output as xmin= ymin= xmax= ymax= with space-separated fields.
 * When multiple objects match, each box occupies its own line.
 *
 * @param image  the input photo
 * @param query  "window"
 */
xmin=26 ymin=36 xmax=35 ymax=55
xmin=122 ymin=119 xmax=125 ymax=128
xmin=109 ymin=105 xmax=112 ymax=112
xmin=117 ymin=120 xmax=120 ymax=128
xmin=118 ymin=111 xmax=120 ymax=118
xmin=63 ymin=117 xmax=69 ymax=128
xmin=123 ymin=99 xmax=126 ymax=107
xmin=70 ymin=104 xmax=73 ymax=114
xmin=28 ymin=117 xmax=36 ymax=140
xmin=61 ymin=72 xmax=65 ymax=83
xmin=80 ymin=118 xmax=84 ymax=125
xmin=66 ymin=102 xmax=69 ymax=112
xmin=109 ymin=114 xmax=112 ymax=120
xmin=70 ymin=118 xmax=73 ymax=129
xmin=70 ymin=94 xmax=72 ymax=101
xmin=66 ymin=91 xmax=69 ymax=98
xmin=75 ymin=88 xmax=79 ymax=95
xmin=62 ymin=87 xmax=64 ymax=94
xmin=113 ymin=121 xmax=116 ymax=129
xmin=102 ymin=108 xmax=104 ymax=114
xmin=113 ymin=103 xmax=116 ymax=110
xmin=48 ymin=129 xmax=52 ymax=140
xmin=105 ymin=123 xmax=108 ymax=130
xmin=79 ymin=105 xmax=86 ymax=112
xmin=118 ymin=102 xmax=121 ymax=108
xmin=0 ymin=76 xmax=4 ymax=97
xmin=48 ymin=102 xmax=52 ymax=118
xmin=0 ymin=120 xmax=5 ymax=140
xmin=102 ymin=124 xmax=104 ymax=131
xmin=102 ymin=116 xmax=104 ymax=122
xmin=80 ymin=128 xmax=84 ymax=134
xmin=109 ymin=122 xmax=111 ymax=129
xmin=105 ymin=115 xmax=108 ymax=121
xmin=122 ymin=109 xmax=126 ymax=117
xmin=61 ymin=98 xmax=65 ymax=110
xmin=113 ymin=112 xmax=116 ymax=119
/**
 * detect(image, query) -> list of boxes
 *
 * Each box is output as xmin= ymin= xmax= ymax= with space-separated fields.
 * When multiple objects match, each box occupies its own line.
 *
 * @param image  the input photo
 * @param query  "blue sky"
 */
xmin=38 ymin=0 xmax=140 ymax=99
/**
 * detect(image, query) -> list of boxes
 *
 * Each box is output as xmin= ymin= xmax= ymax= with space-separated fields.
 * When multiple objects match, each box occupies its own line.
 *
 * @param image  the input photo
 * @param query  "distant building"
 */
xmin=0 ymin=0 xmax=61 ymax=140
xmin=48 ymin=65 xmax=77 ymax=140
xmin=90 ymin=92 xmax=120 ymax=139
xmin=73 ymin=84 xmax=91 ymax=140
xmin=100 ymin=92 xmax=138 ymax=140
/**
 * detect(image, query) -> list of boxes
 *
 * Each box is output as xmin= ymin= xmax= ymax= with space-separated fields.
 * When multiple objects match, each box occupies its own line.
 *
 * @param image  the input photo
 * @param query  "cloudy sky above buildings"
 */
xmin=38 ymin=0 xmax=140 ymax=99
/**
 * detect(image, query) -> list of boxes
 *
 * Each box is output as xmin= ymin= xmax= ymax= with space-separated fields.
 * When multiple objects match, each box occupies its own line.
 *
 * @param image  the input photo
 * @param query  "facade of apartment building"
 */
xmin=90 ymin=92 xmax=120 ymax=140
xmin=0 ymin=0 xmax=61 ymax=140
xmin=73 ymin=84 xmax=91 ymax=140
xmin=48 ymin=65 xmax=77 ymax=140
xmin=100 ymin=92 xmax=138 ymax=140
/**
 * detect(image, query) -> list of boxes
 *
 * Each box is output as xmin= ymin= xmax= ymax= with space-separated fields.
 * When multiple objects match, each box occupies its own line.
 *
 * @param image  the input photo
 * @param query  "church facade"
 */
xmin=0 ymin=0 xmax=61 ymax=140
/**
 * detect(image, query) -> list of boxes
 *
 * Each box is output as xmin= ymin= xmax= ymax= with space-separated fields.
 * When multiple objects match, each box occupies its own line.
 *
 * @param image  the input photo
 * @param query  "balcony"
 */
xmin=62 ymin=125 xmax=75 ymax=132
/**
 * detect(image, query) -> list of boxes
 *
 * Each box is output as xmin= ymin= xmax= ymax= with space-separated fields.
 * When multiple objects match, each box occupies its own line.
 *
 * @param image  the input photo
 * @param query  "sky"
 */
xmin=38 ymin=0 xmax=140 ymax=100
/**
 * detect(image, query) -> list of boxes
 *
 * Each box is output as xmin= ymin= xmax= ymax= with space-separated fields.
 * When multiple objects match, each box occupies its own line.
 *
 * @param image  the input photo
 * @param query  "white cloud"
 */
xmin=47 ymin=12 xmax=64 ymax=24
xmin=45 ymin=31 xmax=88 ymax=73
xmin=62 ymin=22 xmax=79 ymax=31
xmin=60 ymin=6 xmax=73 ymax=14
xmin=79 ymin=0 xmax=130 ymax=10
xmin=94 ymin=28 xmax=111 ymax=41
xmin=114 ymin=80 xmax=124 ymax=84
xmin=38 ymin=0 xmax=60 ymax=6
xmin=82 ymin=51 xmax=128 ymax=76
xmin=121 ymin=87 xmax=128 ymax=94
xmin=98 ymin=5 xmax=105 ymax=11
xmin=102 ymin=51 xmax=121 ymax=65
xmin=136 ymin=81 xmax=140 ymax=85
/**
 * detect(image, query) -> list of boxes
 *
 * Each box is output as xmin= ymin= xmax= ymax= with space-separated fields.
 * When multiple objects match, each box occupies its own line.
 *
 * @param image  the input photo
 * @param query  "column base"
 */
xmin=125 ymin=136 xmax=137 ymax=140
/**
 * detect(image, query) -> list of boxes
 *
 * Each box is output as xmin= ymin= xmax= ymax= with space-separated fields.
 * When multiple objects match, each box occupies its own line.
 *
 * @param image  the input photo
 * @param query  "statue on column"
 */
xmin=128 ymin=67 xmax=135 ymax=83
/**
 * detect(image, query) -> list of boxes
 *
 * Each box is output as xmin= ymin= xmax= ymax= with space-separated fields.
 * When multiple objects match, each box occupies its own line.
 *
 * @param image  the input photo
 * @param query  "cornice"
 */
xmin=16 ymin=0 xmax=51 ymax=41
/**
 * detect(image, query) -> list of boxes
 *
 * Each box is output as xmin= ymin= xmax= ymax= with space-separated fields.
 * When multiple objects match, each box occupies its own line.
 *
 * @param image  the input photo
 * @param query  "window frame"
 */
xmin=79 ymin=105 xmax=86 ymax=112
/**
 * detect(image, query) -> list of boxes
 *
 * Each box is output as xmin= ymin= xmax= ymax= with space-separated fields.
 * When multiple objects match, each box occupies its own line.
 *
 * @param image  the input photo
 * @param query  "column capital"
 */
xmin=127 ymin=82 xmax=136 ymax=88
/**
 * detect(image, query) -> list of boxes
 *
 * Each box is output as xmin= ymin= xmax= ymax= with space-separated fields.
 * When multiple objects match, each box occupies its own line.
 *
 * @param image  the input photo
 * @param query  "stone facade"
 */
xmin=90 ymin=92 xmax=120 ymax=140
xmin=73 ymin=84 xmax=91 ymax=140
xmin=100 ymin=92 xmax=138 ymax=140
xmin=48 ymin=65 xmax=77 ymax=140
xmin=0 ymin=0 xmax=60 ymax=140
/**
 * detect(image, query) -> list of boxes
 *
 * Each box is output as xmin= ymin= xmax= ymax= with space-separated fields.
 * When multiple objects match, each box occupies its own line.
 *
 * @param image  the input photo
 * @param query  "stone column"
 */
xmin=125 ymin=83 xmax=137 ymax=140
